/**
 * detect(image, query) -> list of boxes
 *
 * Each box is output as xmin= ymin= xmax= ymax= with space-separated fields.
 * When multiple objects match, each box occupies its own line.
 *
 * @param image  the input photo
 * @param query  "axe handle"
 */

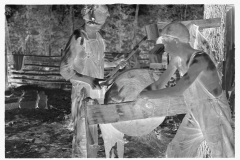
xmin=125 ymin=48 xmax=141 ymax=61
xmin=106 ymin=36 xmax=147 ymax=78
xmin=107 ymin=48 xmax=141 ymax=78
xmin=132 ymin=36 xmax=147 ymax=51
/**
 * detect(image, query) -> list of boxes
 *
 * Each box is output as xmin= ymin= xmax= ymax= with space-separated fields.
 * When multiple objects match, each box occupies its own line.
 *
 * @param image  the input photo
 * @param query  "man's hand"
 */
xmin=99 ymin=77 xmax=114 ymax=87
xmin=115 ymin=58 xmax=127 ymax=69
xmin=89 ymin=77 xmax=105 ymax=90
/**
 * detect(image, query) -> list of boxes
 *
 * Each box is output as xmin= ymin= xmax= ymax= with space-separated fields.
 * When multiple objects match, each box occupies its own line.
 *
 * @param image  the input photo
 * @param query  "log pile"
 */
xmin=7 ymin=55 xmax=72 ymax=90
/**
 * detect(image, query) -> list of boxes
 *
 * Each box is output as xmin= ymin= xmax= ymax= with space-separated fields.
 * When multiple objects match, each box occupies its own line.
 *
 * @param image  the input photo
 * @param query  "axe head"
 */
xmin=145 ymin=23 xmax=159 ymax=42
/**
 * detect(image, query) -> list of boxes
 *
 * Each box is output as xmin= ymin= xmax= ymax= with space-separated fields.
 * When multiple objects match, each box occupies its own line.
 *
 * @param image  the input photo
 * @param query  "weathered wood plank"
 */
xmin=9 ymin=70 xmax=61 ymax=75
xmin=86 ymin=96 xmax=187 ymax=125
xmin=24 ymin=55 xmax=61 ymax=66
xmin=24 ymin=55 xmax=62 ymax=60
xmin=7 ymin=54 xmax=61 ymax=64
xmin=9 ymin=74 xmax=64 ymax=81
xmin=22 ymin=64 xmax=60 ymax=72
xmin=9 ymin=77 xmax=68 ymax=83
xmin=24 ymin=60 xmax=60 ymax=67
xmin=158 ymin=18 xmax=221 ymax=30
xmin=9 ymin=82 xmax=72 ymax=90
xmin=8 ymin=78 xmax=71 ymax=90
xmin=9 ymin=70 xmax=63 ymax=78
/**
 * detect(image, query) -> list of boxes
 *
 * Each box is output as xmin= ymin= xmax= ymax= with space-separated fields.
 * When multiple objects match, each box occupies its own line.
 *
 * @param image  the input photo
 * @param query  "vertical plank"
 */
xmin=72 ymin=89 xmax=99 ymax=158
xmin=72 ymin=88 xmax=88 ymax=158
xmin=223 ymin=6 xmax=235 ymax=98
xmin=85 ymin=99 xmax=99 ymax=158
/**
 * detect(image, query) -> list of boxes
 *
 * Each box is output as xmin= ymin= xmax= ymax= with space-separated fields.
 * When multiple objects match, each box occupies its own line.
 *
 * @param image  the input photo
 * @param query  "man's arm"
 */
xmin=70 ymin=72 xmax=103 ymax=89
xmin=139 ymin=54 xmax=208 ymax=99
xmin=104 ymin=58 xmax=126 ymax=68
xmin=146 ymin=56 xmax=179 ymax=90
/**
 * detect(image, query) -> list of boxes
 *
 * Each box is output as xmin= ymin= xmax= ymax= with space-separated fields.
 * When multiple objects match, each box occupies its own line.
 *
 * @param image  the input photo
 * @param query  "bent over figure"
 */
xmin=139 ymin=22 xmax=234 ymax=158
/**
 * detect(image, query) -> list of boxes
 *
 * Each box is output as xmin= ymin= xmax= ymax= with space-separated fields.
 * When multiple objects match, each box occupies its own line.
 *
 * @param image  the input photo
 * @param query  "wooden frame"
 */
xmin=66 ymin=18 xmax=225 ymax=158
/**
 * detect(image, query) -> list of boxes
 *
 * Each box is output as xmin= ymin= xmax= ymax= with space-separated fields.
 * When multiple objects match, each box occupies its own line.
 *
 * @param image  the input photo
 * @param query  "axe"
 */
xmin=106 ymin=23 xmax=160 ymax=79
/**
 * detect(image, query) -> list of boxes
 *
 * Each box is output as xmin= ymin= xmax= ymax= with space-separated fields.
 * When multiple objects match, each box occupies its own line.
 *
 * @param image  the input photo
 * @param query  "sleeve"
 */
xmin=60 ymin=29 xmax=84 ymax=80
xmin=156 ymin=37 xmax=162 ymax=44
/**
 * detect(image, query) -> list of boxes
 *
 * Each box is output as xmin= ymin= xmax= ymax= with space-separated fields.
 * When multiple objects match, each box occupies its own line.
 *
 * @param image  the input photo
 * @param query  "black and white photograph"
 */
xmin=3 ymin=1 xmax=236 ymax=158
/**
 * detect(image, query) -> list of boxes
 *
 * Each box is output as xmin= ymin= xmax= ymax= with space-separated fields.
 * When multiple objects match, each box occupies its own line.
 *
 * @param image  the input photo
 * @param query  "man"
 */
xmin=60 ymin=5 xmax=126 ymax=157
xmin=138 ymin=22 xmax=234 ymax=157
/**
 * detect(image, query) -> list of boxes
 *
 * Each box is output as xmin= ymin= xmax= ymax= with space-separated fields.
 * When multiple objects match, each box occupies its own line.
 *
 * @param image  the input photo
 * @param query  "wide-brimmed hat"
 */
xmin=81 ymin=5 xmax=109 ymax=17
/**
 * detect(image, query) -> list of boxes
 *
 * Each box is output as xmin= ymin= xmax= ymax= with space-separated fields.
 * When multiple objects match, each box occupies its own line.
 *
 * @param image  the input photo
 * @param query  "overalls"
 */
xmin=166 ymin=52 xmax=234 ymax=157
xmin=68 ymin=30 xmax=106 ymax=157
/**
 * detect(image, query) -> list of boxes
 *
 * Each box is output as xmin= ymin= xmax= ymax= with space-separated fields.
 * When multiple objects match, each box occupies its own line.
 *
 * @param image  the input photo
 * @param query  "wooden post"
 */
xmin=72 ymin=88 xmax=99 ymax=158
xmin=72 ymin=88 xmax=88 ymax=158
xmin=85 ymin=98 xmax=99 ymax=158
xmin=223 ymin=6 xmax=235 ymax=99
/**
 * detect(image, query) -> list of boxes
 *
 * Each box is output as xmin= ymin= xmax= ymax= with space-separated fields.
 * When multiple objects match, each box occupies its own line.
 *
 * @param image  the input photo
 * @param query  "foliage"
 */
xmin=103 ymin=4 xmax=136 ymax=53
xmin=5 ymin=4 xmax=204 ymax=56
xmin=103 ymin=5 xmax=203 ymax=52
xmin=102 ymin=4 xmax=204 ymax=68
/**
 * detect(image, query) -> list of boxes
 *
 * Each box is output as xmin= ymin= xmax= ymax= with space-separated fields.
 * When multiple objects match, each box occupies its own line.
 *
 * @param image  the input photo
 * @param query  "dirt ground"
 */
xmin=5 ymin=86 xmax=234 ymax=158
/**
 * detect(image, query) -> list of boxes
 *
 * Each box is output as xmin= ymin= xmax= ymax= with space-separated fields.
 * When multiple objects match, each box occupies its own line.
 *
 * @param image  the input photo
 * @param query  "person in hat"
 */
xmin=60 ymin=5 xmax=126 ymax=157
xmin=138 ymin=22 xmax=234 ymax=157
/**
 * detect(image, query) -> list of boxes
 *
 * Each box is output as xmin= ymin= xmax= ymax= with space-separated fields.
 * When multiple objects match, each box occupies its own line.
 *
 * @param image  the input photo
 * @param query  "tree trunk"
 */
xmin=203 ymin=4 xmax=235 ymax=114
xmin=70 ymin=5 xmax=74 ymax=32
xmin=118 ymin=5 xmax=123 ymax=53
xmin=203 ymin=5 xmax=227 ymax=62
xmin=130 ymin=5 xmax=140 ymax=68
xmin=184 ymin=5 xmax=188 ymax=20
xmin=132 ymin=5 xmax=139 ymax=47
xmin=5 ymin=17 xmax=10 ymax=90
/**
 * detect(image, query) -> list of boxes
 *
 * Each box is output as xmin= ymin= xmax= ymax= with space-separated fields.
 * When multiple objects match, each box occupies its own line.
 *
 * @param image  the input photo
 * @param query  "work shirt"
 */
xmin=60 ymin=28 xmax=106 ymax=101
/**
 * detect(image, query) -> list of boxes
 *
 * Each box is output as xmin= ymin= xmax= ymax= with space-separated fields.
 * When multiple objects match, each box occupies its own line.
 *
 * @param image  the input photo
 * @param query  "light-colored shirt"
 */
xmin=60 ymin=29 xmax=106 ymax=101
